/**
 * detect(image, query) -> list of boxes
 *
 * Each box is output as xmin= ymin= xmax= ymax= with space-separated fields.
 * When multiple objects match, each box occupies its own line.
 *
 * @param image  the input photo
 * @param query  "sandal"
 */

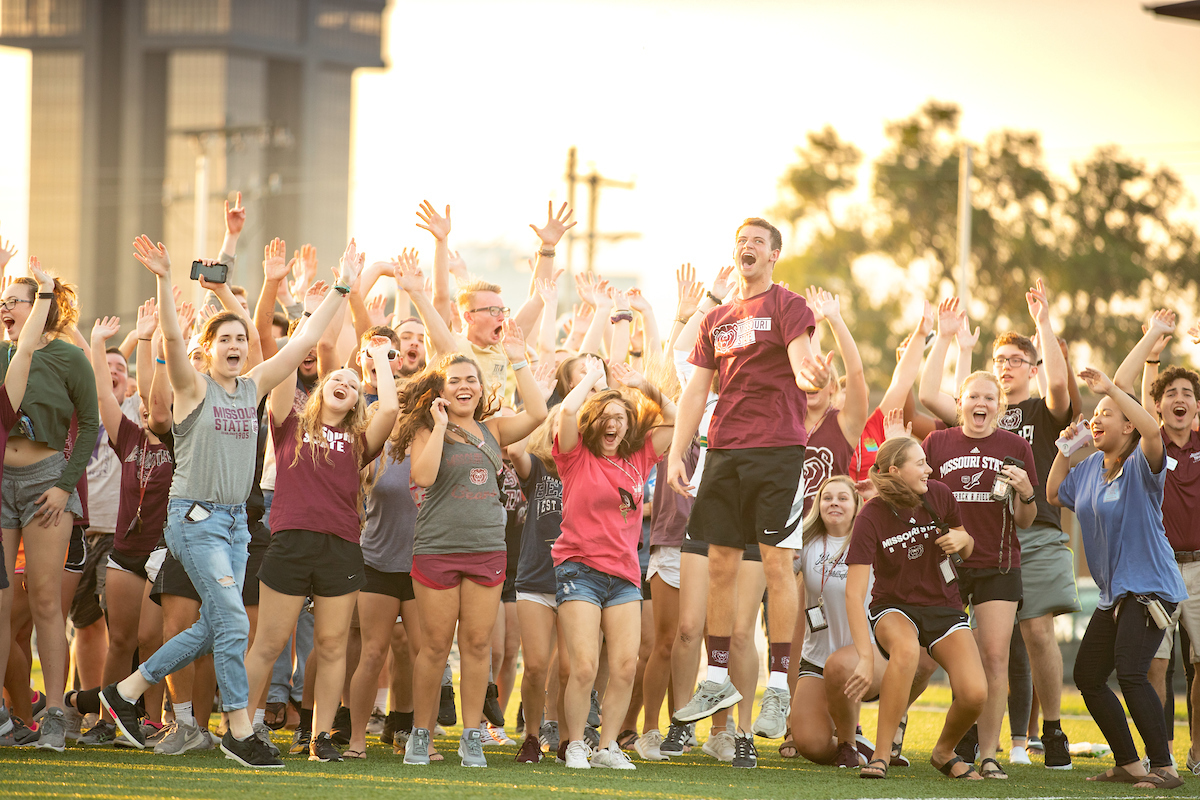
xmin=264 ymin=702 xmax=288 ymax=731
xmin=1088 ymin=764 xmax=1150 ymax=783
xmin=779 ymin=729 xmax=798 ymax=759
xmin=342 ymin=748 xmax=367 ymax=760
xmin=934 ymin=754 xmax=980 ymax=779
xmin=1145 ymin=768 xmax=1184 ymax=789
xmin=979 ymin=757 xmax=1008 ymax=779
xmin=890 ymin=715 xmax=909 ymax=767
xmin=860 ymin=758 xmax=888 ymax=779
xmin=429 ymin=747 xmax=444 ymax=762
xmin=615 ymin=729 xmax=638 ymax=750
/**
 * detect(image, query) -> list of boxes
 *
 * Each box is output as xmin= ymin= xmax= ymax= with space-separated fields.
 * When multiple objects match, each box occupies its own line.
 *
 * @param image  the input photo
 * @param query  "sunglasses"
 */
xmin=365 ymin=349 xmax=400 ymax=361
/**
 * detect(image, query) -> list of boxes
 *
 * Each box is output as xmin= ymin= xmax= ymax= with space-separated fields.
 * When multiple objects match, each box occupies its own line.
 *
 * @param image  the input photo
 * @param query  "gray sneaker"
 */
xmin=62 ymin=705 xmax=83 ymax=742
xmin=459 ymin=728 xmax=487 ymax=767
xmin=253 ymin=722 xmax=281 ymax=757
xmin=154 ymin=720 xmax=209 ymax=755
xmin=36 ymin=707 xmax=66 ymax=752
xmin=404 ymin=727 xmax=431 ymax=765
xmin=78 ymin=720 xmax=118 ymax=746
xmin=0 ymin=707 xmax=12 ymax=738
xmin=538 ymin=720 xmax=559 ymax=752
xmin=671 ymin=678 xmax=742 ymax=724
xmin=751 ymin=686 xmax=789 ymax=739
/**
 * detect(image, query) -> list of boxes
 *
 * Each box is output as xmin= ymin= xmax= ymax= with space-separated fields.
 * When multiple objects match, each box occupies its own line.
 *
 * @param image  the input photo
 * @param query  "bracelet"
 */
xmin=1020 ymin=493 xmax=1036 ymax=505
xmin=155 ymin=357 xmax=166 ymax=365
xmin=610 ymin=310 xmax=633 ymax=324
xmin=706 ymin=291 xmax=723 ymax=305
xmin=1146 ymin=359 xmax=1161 ymax=364
xmin=138 ymin=337 xmax=152 ymax=342
xmin=334 ymin=284 xmax=351 ymax=295
xmin=538 ymin=247 xmax=555 ymax=257
xmin=629 ymin=350 xmax=643 ymax=358
xmin=675 ymin=317 xmax=690 ymax=325
xmin=510 ymin=359 xmax=529 ymax=371
xmin=303 ymin=311 xmax=312 ymax=318
xmin=38 ymin=291 xmax=54 ymax=300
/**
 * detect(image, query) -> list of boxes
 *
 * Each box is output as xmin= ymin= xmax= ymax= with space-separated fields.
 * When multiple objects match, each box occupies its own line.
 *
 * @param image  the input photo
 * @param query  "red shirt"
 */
xmin=1162 ymin=428 xmax=1200 ymax=551
xmin=847 ymin=479 xmax=964 ymax=609
xmin=689 ymin=284 xmax=816 ymax=449
xmin=922 ymin=427 xmax=1037 ymax=570
xmin=802 ymin=408 xmax=854 ymax=516
xmin=850 ymin=408 xmax=886 ymax=483
xmin=270 ymin=408 xmax=374 ymax=543
xmin=552 ymin=434 xmax=662 ymax=588
xmin=112 ymin=416 xmax=174 ymax=557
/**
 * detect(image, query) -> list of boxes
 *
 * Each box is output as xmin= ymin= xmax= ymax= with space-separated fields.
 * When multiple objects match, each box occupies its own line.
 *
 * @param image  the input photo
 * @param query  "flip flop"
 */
xmin=264 ymin=702 xmax=288 ymax=730
xmin=860 ymin=758 xmax=888 ymax=779
xmin=980 ymin=757 xmax=1008 ymax=779
xmin=934 ymin=754 xmax=980 ymax=779
xmin=1088 ymin=764 xmax=1147 ymax=783
xmin=342 ymin=748 xmax=366 ymax=760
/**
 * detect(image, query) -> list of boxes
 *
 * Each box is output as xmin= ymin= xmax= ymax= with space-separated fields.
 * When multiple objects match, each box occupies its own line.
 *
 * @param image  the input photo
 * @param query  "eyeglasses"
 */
xmin=468 ymin=306 xmax=509 ymax=318
xmin=0 ymin=297 xmax=33 ymax=312
xmin=992 ymin=355 xmax=1033 ymax=368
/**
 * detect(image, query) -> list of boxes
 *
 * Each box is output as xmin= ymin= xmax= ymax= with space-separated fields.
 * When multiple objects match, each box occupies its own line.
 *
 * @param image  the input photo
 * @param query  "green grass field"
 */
xmin=2 ymin=684 xmax=1195 ymax=799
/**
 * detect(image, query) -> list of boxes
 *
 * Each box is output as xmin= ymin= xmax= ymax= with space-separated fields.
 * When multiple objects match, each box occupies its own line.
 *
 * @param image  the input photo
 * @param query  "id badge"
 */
xmin=805 ymin=602 xmax=829 ymax=632
xmin=939 ymin=556 xmax=958 ymax=585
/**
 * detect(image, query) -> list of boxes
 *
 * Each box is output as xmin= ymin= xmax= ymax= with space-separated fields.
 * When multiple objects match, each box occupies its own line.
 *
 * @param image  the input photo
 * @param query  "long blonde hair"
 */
xmin=800 ymin=475 xmax=862 ymax=557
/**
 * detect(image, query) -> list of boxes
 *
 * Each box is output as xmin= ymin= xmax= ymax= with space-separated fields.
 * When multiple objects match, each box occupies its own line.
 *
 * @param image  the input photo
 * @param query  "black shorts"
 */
xmin=957 ymin=566 xmax=1022 ymax=607
xmin=680 ymin=533 xmax=764 ymax=562
xmin=869 ymin=603 xmax=970 ymax=659
xmin=150 ymin=529 xmax=267 ymax=607
xmin=502 ymin=571 xmax=517 ymax=603
xmin=107 ymin=547 xmax=153 ymax=581
xmin=242 ymin=520 xmax=270 ymax=607
xmin=258 ymin=529 xmax=366 ymax=598
xmin=362 ymin=565 xmax=415 ymax=602
xmin=69 ymin=532 xmax=114 ymax=628
xmin=65 ymin=525 xmax=87 ymax=572
xmin=689 ymin=446 xmax=805 ymax=549
xmin=797 ymin=658 xmax=824 ymax=678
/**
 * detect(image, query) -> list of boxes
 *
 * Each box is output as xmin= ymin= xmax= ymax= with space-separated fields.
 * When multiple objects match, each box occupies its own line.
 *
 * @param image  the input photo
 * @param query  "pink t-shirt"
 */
xmin=689 ymin=284 xmax=816 ymax=449
xmin=551 ymin=433 xmax=662 ymax=588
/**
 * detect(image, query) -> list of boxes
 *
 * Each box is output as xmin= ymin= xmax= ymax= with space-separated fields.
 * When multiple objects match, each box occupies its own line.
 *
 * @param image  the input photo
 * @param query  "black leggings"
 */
xmin=1073 ymin=596 xmax=1175 ymax=768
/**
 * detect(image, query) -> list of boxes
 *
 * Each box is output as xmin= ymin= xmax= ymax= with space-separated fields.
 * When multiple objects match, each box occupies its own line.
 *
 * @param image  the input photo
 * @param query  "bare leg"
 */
xmin=972 ymin=600 xmax=1018 ymax=764
xmin=346 ymin=591 xmax=400 ymax=753
xmin=641 ymin=576 xmax=678 ymax=733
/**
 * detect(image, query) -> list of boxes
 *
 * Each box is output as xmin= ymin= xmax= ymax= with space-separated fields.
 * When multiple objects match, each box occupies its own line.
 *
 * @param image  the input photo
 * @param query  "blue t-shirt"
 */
xmin=1057 ymin=446 xmax=1186 ymax=609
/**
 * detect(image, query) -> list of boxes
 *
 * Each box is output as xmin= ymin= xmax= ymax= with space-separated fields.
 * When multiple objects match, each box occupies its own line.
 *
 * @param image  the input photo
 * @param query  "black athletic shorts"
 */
xmin=680 ymin=533 xmax=764 ymax=562
xmin=65 ymin=525 xmax=87 ymax=572
xmin=69 ymin=532 xmax=114 ymax=628
xmin=957 ymin=566 xmax=1022 ymax=607
xmin=502 ymin=571 xmax=517 ymax=603
xmin=107 ymin=547 xmax=154 ymax=581
xmin=688 ymin=446 xmax=805 ymax=549
xmin=362 ymin=565 xmax=415 ymax=602
xmin=258 ymin=529 xmax=366 ymax=598
xmin=150 ymin=526 xmax=267 ymax=608
xmin=242 ymin=519 xmax=269 ymax=607
xmin=868 ymin=603 xmax=970 ymax=659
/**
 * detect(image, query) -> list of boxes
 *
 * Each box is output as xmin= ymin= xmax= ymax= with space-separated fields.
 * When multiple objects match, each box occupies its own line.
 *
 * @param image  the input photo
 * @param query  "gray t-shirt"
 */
xmin=413 ymin=424 xmax=506 ymax=556
xmin=170 ymin=374 xmax=259 ymax=504
xmin=361 ymin=445 xmax=417 ymax=572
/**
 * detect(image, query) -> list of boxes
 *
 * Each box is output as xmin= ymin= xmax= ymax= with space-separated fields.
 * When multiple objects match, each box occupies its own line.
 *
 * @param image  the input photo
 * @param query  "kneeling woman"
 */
xmin=552 ymin=358 xmax=675 ymax=770
xmin=845 ymin=436 xmax=986 ymax=779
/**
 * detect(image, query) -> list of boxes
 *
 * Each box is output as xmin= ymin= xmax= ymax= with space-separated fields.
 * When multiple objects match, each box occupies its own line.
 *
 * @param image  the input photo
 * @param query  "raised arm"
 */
xmin=610 ymin=361 xmax=676 ymax=456
xmin=515 ymin=202 xmax=575 ymax=337
xmin=811 ymin=288 xmax=867 ymax=445
xmin=627 ymin=288 xmax=662 ymax=363
xmin=556 ymin=356 xmax=607 ymax=455
xmin=787 ymin=333 xmax=832 ymax=393
xmin=953 ymin=308 xmax=978 ymax=394
xmin=362 ymin=336 xmax=399 ymax=455
xmin=415 ymin=201 xmax=454 ymax=327
xmin=533 ymin=274 xmax=560 ymax=362
xmin=394 ymin=250 xmax=458 ymax=357
xmin=1028 ymin=278 xmax=1070 ymax=420
xmin=3 ymin=259 xmax=54 ymax=411
xmin=917 ymin=297 xmax=961 ymax=425
xmin=487 ymin=320 xmax=549 ymax=447
xmin=1113 ymin=309 xmax=1173 ymax=402
xmin=1047 ymin=415 xmax=1090 ymax=508
xmin=313 ymin=281 xmax=348 ymax=379
xmin=576 ymin=274 xmax=612 ymax=356
xmin=879 ymin=302 xmax=932 ymax=415
xmin=608 ymin=289 xmax=632 ymax=365
xmin=219 ymin=191 xmax=245 ymax=265
xmin=90 ymin=316 xmax=126 ymax=445
xmin=254 ymin=243 xmax=297 ymax=360
xmin=1079 ymin=366 xmax=1164 ymax=471
xmin=133 ymin=236 xmax=206 ymax=411
xmin=146 ymin=328 xmax=172 ymax=436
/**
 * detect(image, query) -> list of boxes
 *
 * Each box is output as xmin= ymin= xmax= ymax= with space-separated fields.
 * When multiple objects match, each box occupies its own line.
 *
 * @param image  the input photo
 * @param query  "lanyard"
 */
xmin=818 ymin=536 xmax=845 ymax=594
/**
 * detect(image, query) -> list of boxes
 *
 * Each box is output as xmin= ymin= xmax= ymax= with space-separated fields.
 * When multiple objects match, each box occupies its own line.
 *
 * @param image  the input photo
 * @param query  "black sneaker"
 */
xmin=100 ymin=684 xmax=146 ymax=749
xmin=289 ymin=726 xmax=311 ymax=755
xmin=221 ymin=730 xmax=284 ymax=768
xmin=953 ymin=723 xmax=978 ymax=764
xmin=732 ymin=732 xmax=757 ymax=768
xmin=483 ymin=683 xmax=505 ymax=727
xmin=309 ymin=731 xmax=343 ymax=762
xmin=380 ymin=711 xmax=399 ymax=746
xmin=438 ymin=685 xmax=457 ymax=727
xmin=587 ymin=690 xmax=602 ymax=728
xmin=1042 ymin=727 xmax=1072 ymax=770
xmin=515 ymin=702 xmax=525 ymax=737
xmin=330 ymin=706 xmax=351 ymax=746
xmin=660 ymin=722 xmax=689 ymax=756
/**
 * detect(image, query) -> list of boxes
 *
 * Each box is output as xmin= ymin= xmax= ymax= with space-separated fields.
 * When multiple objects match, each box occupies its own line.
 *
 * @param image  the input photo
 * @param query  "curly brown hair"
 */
xmin=389 ymin=353 xmax=497 ymax=457
xmin=288 ymin=369 xmax=371 ymax=520
xmin=13 ymin=275 xmax=79 ymax=337
xmin=1150 ymin=365 xmax=1200 ymax=406
xmin=576 ymin=387 xmax=664 ymax=460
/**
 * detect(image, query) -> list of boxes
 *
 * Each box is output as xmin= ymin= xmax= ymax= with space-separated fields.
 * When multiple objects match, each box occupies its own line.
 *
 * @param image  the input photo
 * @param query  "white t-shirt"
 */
xmin=799 ymin=533 xmax=872 ymax=668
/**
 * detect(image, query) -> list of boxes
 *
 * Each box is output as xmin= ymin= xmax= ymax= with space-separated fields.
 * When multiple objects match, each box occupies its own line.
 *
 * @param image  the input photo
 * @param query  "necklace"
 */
xmin=602 ymin=454 xmax=642 ymax=523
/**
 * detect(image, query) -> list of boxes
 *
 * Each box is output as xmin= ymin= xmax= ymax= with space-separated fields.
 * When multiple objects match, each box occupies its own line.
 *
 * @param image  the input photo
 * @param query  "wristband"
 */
xmin=1020 ymin=493 xmax=1036 ymax=505
xmin=610 ymin=310 xmax=633 ymax=324
xmin=303 ymin=311 xmax=312 ymax=317
xmin=675 ymin=317 xmax=690 ymax=325
xmin=334 ymin=283 xmax=351 ymax=295
xmin=38 ymin=291 xmax=54 ymax=300
xmin=1146 ymin=359 xmax=1161 ymax=364
xmin=156 ymin=358 xmax=166 ymax=365
xmin=510 ymin=359 xmax=529 ymax=372
xmin=706 ymin=291 xmax=723 ymax=306
xmin=138 ymin=337 xmax=152 ymax=342
xmin=629 ymin=350 xmax=643 ymax=358
xmin=538 ymin=247 xmax=555 ymax=257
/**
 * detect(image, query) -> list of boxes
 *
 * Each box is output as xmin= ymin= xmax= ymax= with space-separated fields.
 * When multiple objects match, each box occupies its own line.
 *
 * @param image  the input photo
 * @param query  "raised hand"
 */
xmin=304 ymin=281 xmax=329 ymax=314
xmin=920 ymin=299 xmax=935 ymax=337
xmin=27 ymin=257 xmax=53 ymax=292
xmin=364 ymin=335 xmax=394 ymax=374
xmin=1025 ymin=277 xmax=1052 ymax=326
xmin=529 ymin=201 xmax=576 ymax=247
xmin=1188 ymin=321 xmax=1200 ymax=346
xmin=582 ymin=354 xmax=606 ymax=387
xmin=627 ymin=287 xmax=652 ymax=315
xmin=710 ymin=265 xmax=735 ymax=301
xmin=881 ymin=407 xmax=912 ymax=441
xmin=415 ymin=201 xmax=451 ymax=241
xmin=196 ymin=303 xmax=219 ymax=327
xmin=393 ymin=249 xmax=424 ymax=293
xmin=177 ymin=301 xmax=196 ymax=337
xmin=534 ymin=273 xmax=561 ymax=305
xmin=935 ymin=297 xmax=961 ymax=338
xmin=575 ymin=271 xmax=600 ymax=307
xmin=225 ymin=191 xmax=246 ymax=236
xmin=0 ymin=235 xmax=17 ymax=270
xmin=91 ymin=315 xmax=121 ymax=342
xmin=676 ymin=280 xmax=705 ymax=321
xmin=430 ymin=397 xmax=449 ymax=428
xmin=611 ymin=288 xmax=630 ymax=312
xmin=447 ymin=249 xmax=469 ymax=283
xmin=1059 ymin=413 xmax=1089 ymax=443
xmin=955 ymin=309 xmax=980 ymax=350
xmin=133 ymin=236 xmax=171 ymax=276
xmin=804 ymin=286 xmax=828 ymax=323
xmin=796 ymin=351 xmax=835 ymax=391
xmin=136 ymin=298 xmax=159 ymax=340
xmin=533 ymin=360 xmax=557 ymax=401
xmin=570 ymin=302 xmax=594 ymax=332
xmin=366 ymin=294 xmax=388 ymax=327
xmin=1078 ymin=366 xmax=1115 ymax=395
xmin=299 ymin=243 xmax=318 ymax=290
xmin=895 ymin=332 xmax=916 ymax=362
xmin=263 ymin=238 xmax=287 ymax=281
xmin=337 ymin=238 xmax=363 ymax=287
xmin=501 ymin=318 xmax=527 ymax=363
xmin=676 ymin=263 xmax=695 ymax=300
xmin=608 ymin=360 xmax=646 ymax=390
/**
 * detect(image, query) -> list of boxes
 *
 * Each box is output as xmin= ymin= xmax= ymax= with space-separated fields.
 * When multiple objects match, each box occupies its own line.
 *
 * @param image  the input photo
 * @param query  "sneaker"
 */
xmin=1027 ymin=735 xmax=1043 ymax=755
xmin=539 ymin=720 xmax=560 ymax=752
xmin=434 ymin=724 xmax=447 ymax=736
xmin=592 ymin=741 xmax=636 ymax=769
xmin=635 ymin=730 xmax=667 ymax=761
xmin=835 ymin=740 xmax=861 ymax=768
xmin=31 ymin=691 xmax=46 ymax=720
xmin=391 ymin=728 xmax=410 ymax=755
xmin=953 ymin=722 xmax=978 ymax=764
xmin=404 ymin=727 xmax=431 ymax=765
xmin=555 ymin=738 xmax=568 ymax=764
xmin=145 ymin=722 xmax=170 ymax=745
xmin=485 ymin=724 xmax=513 ymax=746
xmin=459 ymin=728 xmax=487 ymax=767
xmin=0 ymin=707 xmax=12 ymax=738
xmin=62 ymin=705 xmax=83 ymax=742
xmin=671 ymin=678 xmax=742 ymax=724
xmin=220 ymin=730 xmax=284 ymax=768
xmin=751 ymin=686 xmax=789 ymax=739
xmin=254 ymin=722 xmax=281 ymax=757
xmin=367 ymin=709 xmax=385 ymax=736
xmin=702 ymin=729 xmax=735 ymax=762
xmin=438 ymin=685 xmax=457 ymax=727
xmin=731 ymin=731 xmax=758 ymax=768
xmin=660 ymin=722 xmax=690 ymax=756
xmin=0 ymin=715 xmax=39 ymax=747
xmin=35 ymin=707 xmax=66 ymax=752
xmin=380 ymin=711 xmax=399 ymax=745
xmin=564 ymin=739 xmax=591 ymax=769
xmin=154 ymin=720 xmax=209 ymax=755
xmin=100 ymin=684 xmax=146 ymax=749
xmin=854 ymin=730 xmax=875 ymax=764
xmin=1042 ymin=727 xmax=1072 ymax=770
xmin=1010 ymin=744 xmax=1032 ymax=765
xmin=515 ymin=702 xmax=525 ymax=737
xmin=309 ymin=731 xmax=342 ymax=762
xmin=483 ymin=683 xmax=505 ymax=727
xmin=330 ymin=706 xmax=351 ymax=746
xmin=588 ymin=690 xmax=602 ymax=728
xmin=78 ymin=719 xmax=118 ymax=746
xmin=583 ymin=725 xmax=600 ymax=750
xmin=516 ymin=733 xmax=541 ymax=763
xmin=289 ymin=727 xmax=311 ymax=755
xmin=685 ymin=723 xmax=698 ymax=747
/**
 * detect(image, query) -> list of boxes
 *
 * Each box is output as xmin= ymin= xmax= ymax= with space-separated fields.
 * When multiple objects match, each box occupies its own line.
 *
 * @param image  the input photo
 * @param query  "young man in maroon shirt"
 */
xmin=666 ymin=217 xmax=829 ymax=768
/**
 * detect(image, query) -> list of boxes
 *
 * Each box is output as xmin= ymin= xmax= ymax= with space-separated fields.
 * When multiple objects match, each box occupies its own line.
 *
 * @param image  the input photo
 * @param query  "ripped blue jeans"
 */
xmin=139 ymin=499 xmax=250 ymax=711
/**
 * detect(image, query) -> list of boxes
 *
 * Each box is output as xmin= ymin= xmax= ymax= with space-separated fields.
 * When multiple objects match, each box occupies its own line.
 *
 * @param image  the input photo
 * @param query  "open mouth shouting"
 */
xmin=1 ymin=314 xmax=14 ymax=334
xmin=739 ymin=251 xmax=757 ymax=268
xmin=1171 ymin=403 xmax=1189 ymax=424
xmin=332 ymin=385 xmax=349 ymax=401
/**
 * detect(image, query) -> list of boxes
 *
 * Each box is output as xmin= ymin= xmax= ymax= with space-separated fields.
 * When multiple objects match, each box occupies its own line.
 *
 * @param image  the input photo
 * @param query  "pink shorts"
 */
xmin=411 ymin=551 xmax=506 ymax=591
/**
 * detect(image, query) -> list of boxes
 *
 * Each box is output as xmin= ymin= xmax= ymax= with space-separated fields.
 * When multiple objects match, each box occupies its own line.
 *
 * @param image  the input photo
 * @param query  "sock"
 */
xmin=463 ymin=726 xmax=478 ymax=739
xmin=397 ymin=710 xmax=414 ymax=731
xmin=767 ymin=642 xmax=791 ymax=689
xmin=1043 ymin=719 xmax=1061 ymax=735
xmin=117 ymin=683 xmax=139 ymax=705
xmin=706 ymin=635 xmax=731 ymax=683
xmin=76 ymin=687 xmax=102 ymax=715
xmin=299 ymin=707 xmax=313 ymax=732
xmin=252 ymin=707 xmax=265 ymax=728
xmin=375 ymin=688 xmax=388 ymax=711
xmin=175 ymin=701 xmax=194 ymax=727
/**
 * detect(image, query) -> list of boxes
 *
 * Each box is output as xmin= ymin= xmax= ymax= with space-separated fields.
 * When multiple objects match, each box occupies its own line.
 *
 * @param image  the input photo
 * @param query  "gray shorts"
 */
xmin=1016 ymin=522 xmax=1081 ymax=620
xmin=1 ymin=451 xmax=84 ymax=529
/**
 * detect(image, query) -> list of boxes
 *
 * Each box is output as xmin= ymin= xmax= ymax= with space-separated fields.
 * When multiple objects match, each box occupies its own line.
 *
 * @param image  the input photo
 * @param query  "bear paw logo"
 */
xmin=469 ymin=468 xmax=488 ymax=485
xmin=907 ymin=543 xmax=924 ymax=560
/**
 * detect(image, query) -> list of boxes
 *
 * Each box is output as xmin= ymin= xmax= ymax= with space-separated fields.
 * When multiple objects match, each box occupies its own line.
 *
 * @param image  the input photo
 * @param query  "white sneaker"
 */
xmin=634 ymin=730 xmax=667 ymax=761
xmin=591 ymin=741 xmax=636 ymax=769
xmin=750 ymin=686 xmax=789 ymax=739
xmin=564 ymin=739 xmax=591 ymax=769
xmin=702 ymin=729 xmax=736 ymax=762
xmin=483 ymin=724 xmax=514 ymax=746
xmin=1010 ymin=745 xmax=1032 ymax=765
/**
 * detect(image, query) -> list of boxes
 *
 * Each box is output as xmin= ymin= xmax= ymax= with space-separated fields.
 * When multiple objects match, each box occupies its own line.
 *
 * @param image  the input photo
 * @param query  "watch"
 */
xmin=1020 ymin=493 xmax=1036 ymax=505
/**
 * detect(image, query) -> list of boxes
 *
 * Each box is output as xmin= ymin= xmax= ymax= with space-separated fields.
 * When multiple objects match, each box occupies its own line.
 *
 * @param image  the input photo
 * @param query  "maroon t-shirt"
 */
xmin=1163 ymin=428 xmax=1200 ymax=551
xmin=112 ymin=416 xmax=174 ymax=557
xmin=689 ymin=284 xmax=816 ymax=449
xmin=269 ymin=408 xmax=374 ymax=543
xmin=922 ymin=427 xmax=1037 ymax=571
xmin=847 ymin=479 xmax=964 ymax=609
xmin=802 ymin=408 xmax=854 ymax=516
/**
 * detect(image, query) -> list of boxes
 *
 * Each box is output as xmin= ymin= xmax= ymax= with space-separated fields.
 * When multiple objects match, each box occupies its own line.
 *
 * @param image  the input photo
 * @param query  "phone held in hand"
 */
xmin=1056 ymin=426 xmax=1093 ymax=457
xmin=190 ymin=260 xmax=229 ymax=284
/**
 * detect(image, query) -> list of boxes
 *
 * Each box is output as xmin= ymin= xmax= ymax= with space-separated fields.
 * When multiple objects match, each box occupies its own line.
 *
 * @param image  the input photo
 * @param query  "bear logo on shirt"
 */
xmin=908 ymin=544 xmax=924 ymax=560
xmin=469 ymin=468 xmax=488 ymax=486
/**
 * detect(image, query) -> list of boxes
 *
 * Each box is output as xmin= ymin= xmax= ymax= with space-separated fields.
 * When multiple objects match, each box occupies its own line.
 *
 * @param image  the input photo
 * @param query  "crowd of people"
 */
xmin=0 ymin=196 xmax=1197 ymax=790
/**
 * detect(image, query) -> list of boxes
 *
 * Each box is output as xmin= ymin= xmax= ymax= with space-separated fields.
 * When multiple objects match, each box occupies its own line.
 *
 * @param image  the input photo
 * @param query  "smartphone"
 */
xmin=190 ymin=260 xmax=229 ymax=284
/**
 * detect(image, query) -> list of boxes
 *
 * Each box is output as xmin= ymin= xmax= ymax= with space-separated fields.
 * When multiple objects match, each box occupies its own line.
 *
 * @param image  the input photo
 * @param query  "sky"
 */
xmin=1 ymin=0 xmax=1199 ymax=328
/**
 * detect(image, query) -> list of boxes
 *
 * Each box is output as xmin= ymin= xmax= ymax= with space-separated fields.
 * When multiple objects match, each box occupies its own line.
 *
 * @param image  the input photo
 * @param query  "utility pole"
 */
xmin=563 ymin=146 xmax=639 ymax=275
xmin=956 ymin=143 xmax=973 ymax=308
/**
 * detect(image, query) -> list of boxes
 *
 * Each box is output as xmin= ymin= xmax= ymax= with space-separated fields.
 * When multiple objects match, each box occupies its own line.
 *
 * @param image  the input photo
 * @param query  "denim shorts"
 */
xmin=555 ymin=560 xmax=642 ymax=609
